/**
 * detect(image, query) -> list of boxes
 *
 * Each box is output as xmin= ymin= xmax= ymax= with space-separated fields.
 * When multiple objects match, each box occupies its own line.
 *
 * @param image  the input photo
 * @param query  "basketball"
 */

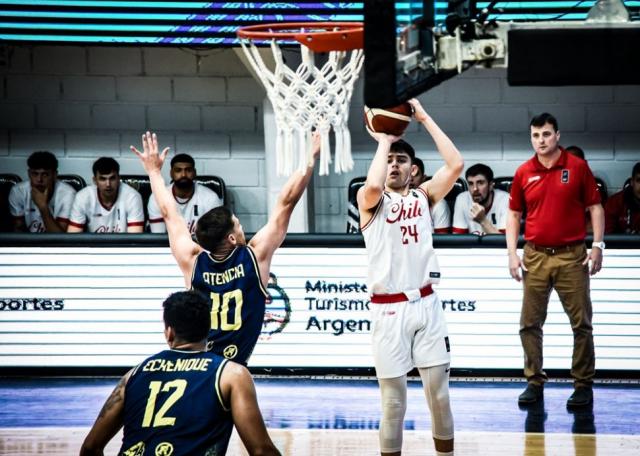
xmin=364 ymin=103 xmax=413 ymax=136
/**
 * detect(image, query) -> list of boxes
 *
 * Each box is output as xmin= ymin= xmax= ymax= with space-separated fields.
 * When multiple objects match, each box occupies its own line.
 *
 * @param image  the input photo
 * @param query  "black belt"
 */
xmin=526 ymin=241 xmax=584 ymax=255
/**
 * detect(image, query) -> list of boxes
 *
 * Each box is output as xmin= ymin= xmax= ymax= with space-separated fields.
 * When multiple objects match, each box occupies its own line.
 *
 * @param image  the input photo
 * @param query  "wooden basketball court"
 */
xmin=2 ymin=427 xmax=639 ymax=455
xmin=1 ymin=377 xmax=638 ymax=455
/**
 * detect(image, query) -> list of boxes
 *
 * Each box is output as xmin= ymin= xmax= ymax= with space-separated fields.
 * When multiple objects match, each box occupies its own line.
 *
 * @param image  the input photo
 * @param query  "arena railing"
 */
xmin=1 ymin=233 xmax=638 ymax=248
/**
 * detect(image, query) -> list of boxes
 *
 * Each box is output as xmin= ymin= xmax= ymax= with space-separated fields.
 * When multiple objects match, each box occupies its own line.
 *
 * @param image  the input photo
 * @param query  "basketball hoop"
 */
xmin=237 ymin=22 xmax=364 ymax=176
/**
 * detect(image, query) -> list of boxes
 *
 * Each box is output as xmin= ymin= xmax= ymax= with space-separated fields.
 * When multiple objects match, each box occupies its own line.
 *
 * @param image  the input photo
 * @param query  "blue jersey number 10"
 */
xmin=210 ymin=289 xmax=243 ymax=331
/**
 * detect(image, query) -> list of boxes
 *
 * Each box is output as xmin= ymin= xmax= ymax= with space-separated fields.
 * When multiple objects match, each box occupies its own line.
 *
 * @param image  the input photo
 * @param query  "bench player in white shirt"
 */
xmin=358 ymin=98 xmax=463 ymax=456
xmin=67 ymin=157 xmax=144 ymax=233
xmin=148 ymin=153 xmax=223 ymax=234
xmin=410 ymin=156 xmax=451 ymax=233
xmin=452 ymin=163 xmax=508 ymax=235
xmin=9 ymin=151 xmax=76 ymax=233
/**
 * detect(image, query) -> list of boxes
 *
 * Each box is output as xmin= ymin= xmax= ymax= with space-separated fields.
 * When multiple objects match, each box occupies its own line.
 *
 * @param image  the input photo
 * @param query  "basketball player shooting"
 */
xmin=358 ymin=98 xmax=464 ymax=456
xmin=131 ymin=131 xmax=321 ymax=366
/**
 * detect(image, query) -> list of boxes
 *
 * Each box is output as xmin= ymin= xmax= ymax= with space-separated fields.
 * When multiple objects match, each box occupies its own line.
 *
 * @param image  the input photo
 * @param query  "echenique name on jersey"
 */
xmin=142 ymin=357 xmax=212 ymax=373
xmin=0 ymin=298 xmax=64 ymax=311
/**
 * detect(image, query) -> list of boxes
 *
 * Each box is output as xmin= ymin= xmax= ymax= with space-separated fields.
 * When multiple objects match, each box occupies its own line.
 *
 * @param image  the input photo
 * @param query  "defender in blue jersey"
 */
xmin=132 ymin=131 xmax=320 ymax=365
xmin=80 ymin=291 xmax=280 ymax=456
xmin=191 ymin=240 xmax=268 ymax=364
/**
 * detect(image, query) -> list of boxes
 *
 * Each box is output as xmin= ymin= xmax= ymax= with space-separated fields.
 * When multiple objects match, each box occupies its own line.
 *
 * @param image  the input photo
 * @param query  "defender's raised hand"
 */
xmin=130 ymin=131 xmax=170 ymax=175
xmin=310 ymin=131 xmax=322 ymax=161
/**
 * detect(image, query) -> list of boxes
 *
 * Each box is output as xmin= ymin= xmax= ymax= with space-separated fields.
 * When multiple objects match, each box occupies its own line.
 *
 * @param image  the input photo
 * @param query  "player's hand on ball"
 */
xmin=365 ymin=125 xmax=402 ymax=144
xmin=407 ymin=98 xmax=428 ymax=123
xmin=130 ymin=131 xmax=170 ymax=174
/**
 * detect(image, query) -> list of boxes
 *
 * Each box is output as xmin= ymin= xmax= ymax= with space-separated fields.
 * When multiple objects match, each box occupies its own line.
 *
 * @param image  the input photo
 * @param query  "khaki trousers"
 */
xmin=520 ymin=242 xmax=595 ymax=387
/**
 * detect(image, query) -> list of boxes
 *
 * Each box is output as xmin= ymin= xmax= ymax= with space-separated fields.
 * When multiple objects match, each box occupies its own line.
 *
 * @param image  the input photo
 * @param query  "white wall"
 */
xmin=1 ymin=45 xmax=639 ymax=233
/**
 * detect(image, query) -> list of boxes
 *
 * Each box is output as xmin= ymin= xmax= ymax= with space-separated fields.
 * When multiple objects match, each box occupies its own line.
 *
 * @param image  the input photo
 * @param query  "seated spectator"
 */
xmin=565 ymin=145 xmax=585 ymax=160
xmin=605 ymin=162 xmax=640 ymax=234
xmin=67 ymin=157 xmax=144 ymax=233
xmin=411 ymin=156 xmax=451 ymax=233
xmin=452 ymin=163 xmax=508 ymax=235
xmin=8 ymin=151 xmax=76 ymax=233
xmin=148 ymin=153 xmax=223 ymax=234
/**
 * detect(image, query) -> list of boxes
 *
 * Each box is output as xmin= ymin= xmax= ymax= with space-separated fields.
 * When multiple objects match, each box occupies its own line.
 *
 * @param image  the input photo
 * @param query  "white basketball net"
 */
xmin=240 ymin=36 xmax=364 ymax=176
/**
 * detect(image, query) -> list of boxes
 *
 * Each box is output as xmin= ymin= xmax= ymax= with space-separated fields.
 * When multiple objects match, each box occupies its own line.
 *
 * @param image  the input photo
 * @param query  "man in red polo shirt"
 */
xmin=506 ymin=113 xmax=604 ymax=409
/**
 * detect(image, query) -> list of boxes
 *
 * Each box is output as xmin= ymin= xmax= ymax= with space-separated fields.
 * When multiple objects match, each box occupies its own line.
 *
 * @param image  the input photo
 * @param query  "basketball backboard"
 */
xmin=364 ymin=1 xmax=640 ymax=106
xmin=364 ymin=0 xmax=456 ymax=108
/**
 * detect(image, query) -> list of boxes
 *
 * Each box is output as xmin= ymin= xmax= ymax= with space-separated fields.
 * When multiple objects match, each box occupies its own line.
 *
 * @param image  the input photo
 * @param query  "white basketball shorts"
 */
xmin=371 ymin=292 xmax=450 ymax=379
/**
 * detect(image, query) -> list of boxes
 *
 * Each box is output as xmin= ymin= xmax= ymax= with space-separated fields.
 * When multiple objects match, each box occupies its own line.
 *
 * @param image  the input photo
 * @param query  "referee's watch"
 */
xmin=592 ymin=241 xmax=606 ymax=250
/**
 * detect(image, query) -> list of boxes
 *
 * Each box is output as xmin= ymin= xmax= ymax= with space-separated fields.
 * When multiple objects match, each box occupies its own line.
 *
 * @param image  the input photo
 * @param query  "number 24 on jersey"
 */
xmin=400 ymin=224 xmax=419 ymax=244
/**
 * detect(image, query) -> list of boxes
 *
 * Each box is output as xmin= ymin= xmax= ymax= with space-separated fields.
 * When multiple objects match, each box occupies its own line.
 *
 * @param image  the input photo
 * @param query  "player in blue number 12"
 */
xmin=80 ymin=290 xmax=280 ymax=456
xmin=132 ymin=131 xmax=320 ymax=365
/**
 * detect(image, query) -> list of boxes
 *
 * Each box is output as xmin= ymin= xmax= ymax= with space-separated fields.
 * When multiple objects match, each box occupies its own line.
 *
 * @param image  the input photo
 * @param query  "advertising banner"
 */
xmin=0 ymin=247 xmax=638 ymax=371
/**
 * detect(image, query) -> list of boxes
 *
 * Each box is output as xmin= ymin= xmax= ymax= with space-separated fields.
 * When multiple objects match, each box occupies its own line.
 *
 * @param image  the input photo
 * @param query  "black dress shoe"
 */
xmin=567 ymin=386 xmax=593 ymax=408
xmin=518 ymin=383 xmax=544 ymax=405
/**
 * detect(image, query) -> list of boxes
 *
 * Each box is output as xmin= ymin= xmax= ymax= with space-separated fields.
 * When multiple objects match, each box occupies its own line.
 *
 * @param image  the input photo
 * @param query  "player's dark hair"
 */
xmin=412 ymin=156 xmax=425 ymax=175
xmin=465 ymin=163 xmax=494 ymax=182
xmin=27 ymin=151 xmax=58 ymax=171
xmin=171 ymin=153 xmax=195 ymax=168
xmin=632 ymin=162 xmax=640 ymax=178
xmin=565 ymin=145 xmax=585 ymax=160
xmin=195 ymin=206 xmax=235 ymax=252
xmin=163 ymin=290 xmax=210 ymax=343
xmin=92 ymin=157 xmax=120 ymax=176
xmin=530 ymin=112 xmax=558 ymax=132
xmin=390 ymin=140 xmax=416 ymax=160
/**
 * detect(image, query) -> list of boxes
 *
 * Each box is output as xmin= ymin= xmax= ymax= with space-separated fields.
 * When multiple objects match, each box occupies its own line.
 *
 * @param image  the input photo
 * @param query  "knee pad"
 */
xmin=419 ymin=364 xmax=454 ymax=440
xmin=378 ymin=376 xmax=407 ymax=453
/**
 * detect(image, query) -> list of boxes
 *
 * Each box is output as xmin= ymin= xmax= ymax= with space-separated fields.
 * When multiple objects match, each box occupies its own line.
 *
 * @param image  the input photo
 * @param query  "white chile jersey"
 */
xmin=68 ymin=183 xmax=144 ymax=233
xmin=8 ymin=180 xmax=76 ymax=232
xmin=452 ymin=189 xmax=509 ymax=235
xmin=148 ymin=183 xmax=223 ymax=234
xmin=361 ymin=188 xmax=440 ymax=294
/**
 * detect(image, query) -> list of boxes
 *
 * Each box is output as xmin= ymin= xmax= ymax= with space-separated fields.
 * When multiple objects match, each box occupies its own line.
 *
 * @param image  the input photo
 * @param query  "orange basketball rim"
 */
xmin=237 ymin=22 xmax=363 ymax=52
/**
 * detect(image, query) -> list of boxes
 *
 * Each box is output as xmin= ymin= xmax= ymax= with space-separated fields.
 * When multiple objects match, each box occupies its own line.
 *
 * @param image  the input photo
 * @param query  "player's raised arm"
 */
xmin=357 ymin=129 xmax=398 ymax=215
xmin=249 ymin=133 xmax=321 ymax=285
xmin=410 ymin=99 xmax=464 ymax=205
xmin=131 ymin=132 xmax=201 ymax=283
xmin=80 ymin=370 xmax=132 ymax=456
